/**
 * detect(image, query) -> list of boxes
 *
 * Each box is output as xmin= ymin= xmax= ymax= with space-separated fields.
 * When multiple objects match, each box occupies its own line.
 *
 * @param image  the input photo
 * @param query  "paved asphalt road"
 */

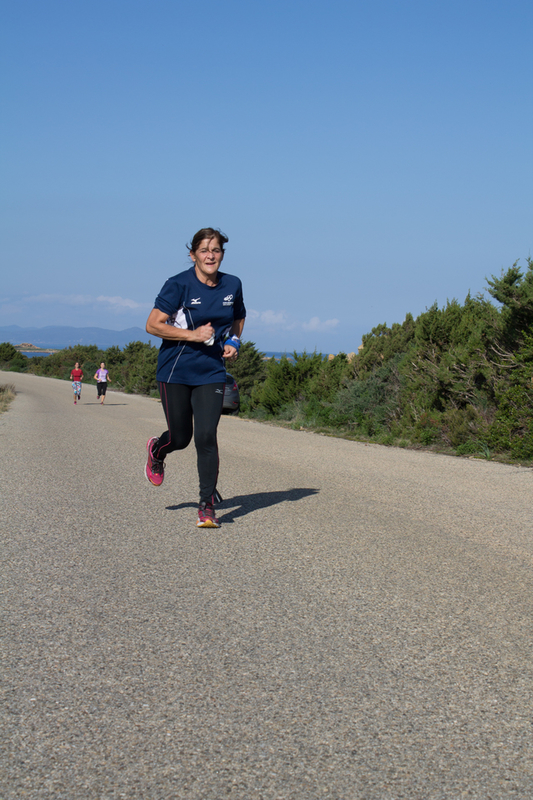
xmin=2 ymin=370 xmax=533 ymax=799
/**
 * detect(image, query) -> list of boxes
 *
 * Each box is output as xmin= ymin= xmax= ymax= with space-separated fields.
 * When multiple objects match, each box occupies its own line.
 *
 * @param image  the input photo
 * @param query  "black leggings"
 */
xmin=97 ymin=381 xmax=107 ymax=396
xmin=153 ymin=381 xmax=225 ymax=503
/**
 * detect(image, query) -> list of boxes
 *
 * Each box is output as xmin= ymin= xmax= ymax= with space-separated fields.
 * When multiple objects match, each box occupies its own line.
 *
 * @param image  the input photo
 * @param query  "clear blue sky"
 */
xmin=1 ymin=0 xmax=531 ymax=353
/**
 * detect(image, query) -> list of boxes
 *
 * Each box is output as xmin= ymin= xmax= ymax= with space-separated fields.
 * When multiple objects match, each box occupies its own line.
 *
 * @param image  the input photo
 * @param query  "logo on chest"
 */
xmin=223 ymin=294 xmax=234 ymax=307
xmin=190 ymin=298 xmax=201 ymax=305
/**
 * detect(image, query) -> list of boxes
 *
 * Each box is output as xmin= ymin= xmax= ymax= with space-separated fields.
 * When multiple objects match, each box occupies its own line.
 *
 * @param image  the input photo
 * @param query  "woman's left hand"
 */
xmin=223 ymin=344 xmax=238 ymax=362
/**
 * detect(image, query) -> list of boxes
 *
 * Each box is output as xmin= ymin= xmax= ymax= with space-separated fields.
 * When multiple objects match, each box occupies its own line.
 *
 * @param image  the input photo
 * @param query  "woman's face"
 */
xmin=190 ymin=237 xmax=224 ymax=283
xmin=75 ymin=363 xmax=79 ymax=369
xmin=100 ymin=363 xmax=105 ymax=369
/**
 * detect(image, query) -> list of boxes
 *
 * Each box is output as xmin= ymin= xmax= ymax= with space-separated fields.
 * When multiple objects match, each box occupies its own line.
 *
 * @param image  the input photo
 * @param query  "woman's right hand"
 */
xmin=146 ymin=309 xmax=215 ymax=344
xmin=193 ymin=323 xmax=215 ymax=343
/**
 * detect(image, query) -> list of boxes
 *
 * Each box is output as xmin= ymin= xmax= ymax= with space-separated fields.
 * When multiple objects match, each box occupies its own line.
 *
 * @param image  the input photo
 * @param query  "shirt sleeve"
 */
xmin=233 ymin=278 xmax=246 ymax=320
xmin=154 ymin=276 xmax=185 ymax=317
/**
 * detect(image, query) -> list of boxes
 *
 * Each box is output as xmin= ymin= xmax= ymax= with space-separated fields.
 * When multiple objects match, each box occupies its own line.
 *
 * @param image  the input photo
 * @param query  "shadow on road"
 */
xmin=166 ymin=487 xmax=319 ymax=522
xmin=81 ymin=401 xmax=129 ymax=406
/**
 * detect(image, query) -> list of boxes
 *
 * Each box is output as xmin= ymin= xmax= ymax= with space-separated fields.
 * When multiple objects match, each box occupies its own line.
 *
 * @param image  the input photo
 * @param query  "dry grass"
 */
xmin=0 ymin=383 xmax=16 ymax=414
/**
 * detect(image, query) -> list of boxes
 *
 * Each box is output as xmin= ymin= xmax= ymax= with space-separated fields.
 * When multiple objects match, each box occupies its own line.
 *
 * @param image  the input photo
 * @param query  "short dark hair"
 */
xmin=187 ymin=227 xmax=229 ymax=254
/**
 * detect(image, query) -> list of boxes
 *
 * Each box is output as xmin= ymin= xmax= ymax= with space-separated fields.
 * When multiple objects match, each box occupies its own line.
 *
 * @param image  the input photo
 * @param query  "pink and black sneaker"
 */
xmin=197 ymin=501 xmax=221 ymax=528
xmin=145 ymin=436 xmax=165 ymax=486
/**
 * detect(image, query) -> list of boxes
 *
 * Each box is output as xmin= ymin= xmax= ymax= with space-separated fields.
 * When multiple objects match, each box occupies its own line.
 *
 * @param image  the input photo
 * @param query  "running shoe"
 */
xmin=145 ymin=436 xmax=165 ymax=486
xmin=197 ymin=501 xmax=221 ymax=528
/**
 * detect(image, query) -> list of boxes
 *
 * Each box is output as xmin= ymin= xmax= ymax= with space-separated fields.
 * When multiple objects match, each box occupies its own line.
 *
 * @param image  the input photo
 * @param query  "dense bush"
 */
xmin=227 ymin=341 xmax=266 ymax=399
xmin=0 ymin=343 xmax=28 ymax=373
xmin=243 ymin=257 xmax=533 ymax=462
xmin=252 ymin=351 xmax=351 ymax=414
xmin=0 ymin=342 xmax=19 ymax=362
xmin=332 ymin=354 xmax=403 ymax=435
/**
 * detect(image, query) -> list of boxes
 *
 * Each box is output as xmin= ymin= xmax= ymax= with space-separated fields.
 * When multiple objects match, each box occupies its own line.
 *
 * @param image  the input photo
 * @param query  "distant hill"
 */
xmin=0 ymin=325 xmax=159 ymax=350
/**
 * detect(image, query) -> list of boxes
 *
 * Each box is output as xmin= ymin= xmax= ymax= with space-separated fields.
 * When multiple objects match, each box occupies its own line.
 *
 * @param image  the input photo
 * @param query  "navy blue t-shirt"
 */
xmin=153 ymin=267 xmax=246 ymax=385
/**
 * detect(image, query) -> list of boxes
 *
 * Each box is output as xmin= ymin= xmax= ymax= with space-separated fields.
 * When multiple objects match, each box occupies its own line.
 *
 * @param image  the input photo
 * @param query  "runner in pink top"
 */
xmin=70 ymin=362 xmax=83 ymax=404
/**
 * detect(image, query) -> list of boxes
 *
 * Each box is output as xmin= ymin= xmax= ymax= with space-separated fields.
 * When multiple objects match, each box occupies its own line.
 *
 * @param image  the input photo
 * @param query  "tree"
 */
xmin=307 ymin=352 xmax=352 ymax=402
xmin=104 ymin=345 xmax=126 ymax=366
xmin=254 ymin=351 xmax=325 ymax=414
xmin=0 ymin=342 xmax=18 ymax=362
xmin=355 ymin=313 xmax=416 ymax=377
xmin=486 ymin=258 xmax=533 ymax=344
xmin=120 ymin=341 xmax=158 ymax=394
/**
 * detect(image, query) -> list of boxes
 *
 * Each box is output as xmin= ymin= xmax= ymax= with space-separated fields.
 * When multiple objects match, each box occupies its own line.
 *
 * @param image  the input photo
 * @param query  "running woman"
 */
xmin=94 ymin=362 xmax=111 ymax=404
xmin=145 ymin=227 xmax=246 ymax=528
xmin=70 ymin=362 xmax=84 ymax=404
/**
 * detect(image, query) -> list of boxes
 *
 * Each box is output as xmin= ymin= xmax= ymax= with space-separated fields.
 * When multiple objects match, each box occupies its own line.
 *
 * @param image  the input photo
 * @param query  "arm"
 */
xmin=229 ymin=318 xmax=245 ymax=339
xmin=146 ymin=308 xmax=215 ymax=343
xmin=223 ymin=318 xmax=245 ymax=361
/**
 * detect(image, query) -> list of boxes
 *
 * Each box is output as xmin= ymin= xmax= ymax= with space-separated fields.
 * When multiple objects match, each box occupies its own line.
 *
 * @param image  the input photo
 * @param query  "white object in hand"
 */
xmin=205 ymin=334 xmax=215 ymax=346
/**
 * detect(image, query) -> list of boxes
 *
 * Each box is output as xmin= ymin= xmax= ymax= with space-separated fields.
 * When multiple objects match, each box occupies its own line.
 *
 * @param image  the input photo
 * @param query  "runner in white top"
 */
xmin=93 ymin=362 xmax=111 ymax=404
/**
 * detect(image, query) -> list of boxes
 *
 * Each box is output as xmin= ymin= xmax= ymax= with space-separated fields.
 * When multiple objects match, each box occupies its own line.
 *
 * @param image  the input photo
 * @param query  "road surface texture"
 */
xmin=2 ymin=370 xmax=533 ymax=799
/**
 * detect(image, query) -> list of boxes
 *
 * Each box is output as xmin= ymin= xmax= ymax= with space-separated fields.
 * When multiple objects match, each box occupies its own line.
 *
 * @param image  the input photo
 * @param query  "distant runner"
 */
xmin=145 ymin=227 xmax=246 ymax=528
xmin=94 ymin=362 xmax=111 ymax=404
xmin=70 ymin=362 xmax=83 ymax=404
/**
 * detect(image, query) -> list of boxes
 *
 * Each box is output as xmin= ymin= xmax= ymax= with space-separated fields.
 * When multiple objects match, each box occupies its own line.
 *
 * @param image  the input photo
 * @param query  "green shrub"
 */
xmin=104 ymin=345 xmax=126 ymax=366
xmin=228 ymin=340 xmax=266 ymax=398
xmin=439 ymin=406 xmax=486 ymax=448
xmin=0 ymin=342 xmax=18 ymax=362
xmin=332 ymin=354 xmax=403 ymax=434
xmin=413 ymin=411 xmax=442 ymax=445
xmin=255 ymin=352 xmax=322 ymax=413
xmin=487 ymin=384 xmax=533 ymax=459
xmin=8 ymin=354 xmax=28 ymax=372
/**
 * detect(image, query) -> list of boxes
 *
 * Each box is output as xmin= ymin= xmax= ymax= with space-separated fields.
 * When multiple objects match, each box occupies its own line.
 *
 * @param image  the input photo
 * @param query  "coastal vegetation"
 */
xmin=2 ymin=258 xmax=533 ymax=463
xmin=0 ymin=340 xmax=160 ymax=396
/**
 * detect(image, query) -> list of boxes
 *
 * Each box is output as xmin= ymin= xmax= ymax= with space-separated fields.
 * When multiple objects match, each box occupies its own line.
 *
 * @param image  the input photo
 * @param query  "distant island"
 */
xmin=14 ymin=343 xmax=60 ymax=354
